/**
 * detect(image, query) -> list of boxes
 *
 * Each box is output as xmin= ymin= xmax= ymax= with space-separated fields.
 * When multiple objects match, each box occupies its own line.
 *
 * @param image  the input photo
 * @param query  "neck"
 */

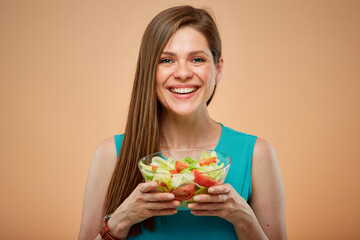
xmin=158 ymin=107 xmax=222 ymax=150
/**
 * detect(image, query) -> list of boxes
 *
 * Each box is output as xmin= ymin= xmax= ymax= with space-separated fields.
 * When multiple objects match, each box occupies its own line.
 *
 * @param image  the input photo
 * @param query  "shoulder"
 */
xmin=91 ymin=137 xmax=118 ymax=177
xmin=253 ymin=138 xmax=277 ymax=164
xmin=251 ymin=137 xmax=283 ymax=199
xmin=94 ymin=136 xmax=117 ymax=159
xmin=89 ymin=136 xmax=118 ymax=193
xmin=252 ymin=137 xmax=280 ymax=177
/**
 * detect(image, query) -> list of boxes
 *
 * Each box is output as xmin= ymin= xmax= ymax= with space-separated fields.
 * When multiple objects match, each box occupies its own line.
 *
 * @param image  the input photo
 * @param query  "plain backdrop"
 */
xmin=1 ymin=0 xmax=359 ymax=239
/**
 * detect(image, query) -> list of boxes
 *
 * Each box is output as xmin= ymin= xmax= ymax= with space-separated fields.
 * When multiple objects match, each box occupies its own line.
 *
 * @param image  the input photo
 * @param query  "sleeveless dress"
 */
xmin=114 ymin=123 xmax=257 ymax=240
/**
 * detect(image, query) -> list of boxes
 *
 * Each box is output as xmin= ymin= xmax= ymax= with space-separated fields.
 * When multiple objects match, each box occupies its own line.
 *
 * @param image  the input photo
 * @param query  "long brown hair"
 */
xmin=104 ymin=5 xmax=222 ymax=236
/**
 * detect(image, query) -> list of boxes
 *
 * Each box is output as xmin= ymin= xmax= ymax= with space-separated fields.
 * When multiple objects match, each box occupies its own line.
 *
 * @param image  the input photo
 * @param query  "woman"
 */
xmin=79 ymin=5 xmax=287 ymax=240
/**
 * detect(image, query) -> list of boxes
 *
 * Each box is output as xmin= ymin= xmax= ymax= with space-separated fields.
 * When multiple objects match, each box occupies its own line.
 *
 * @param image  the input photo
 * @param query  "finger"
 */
xmin=191 ymin=210 xmax=225 ymax=216
xmin=194 ymin=194 xmax=228 ymax=203
xmin=148 ymin=208 xmax=178 ymax=216
xmin=208 ymin=185 xmax=230 ymax=194
xmin=188 ymin=202 xmax=224 ymax=210
xmin=139 ymin=181 xmax=158 ymax=193
xmin=145 ymin=200 xmax=180 ymax=210
xmin=142 ymin=192 xmax=175 ymax=202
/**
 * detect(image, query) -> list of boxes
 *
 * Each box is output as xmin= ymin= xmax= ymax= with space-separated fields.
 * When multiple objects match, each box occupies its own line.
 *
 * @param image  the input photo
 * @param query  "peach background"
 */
xmin=1 ymin=0 xmax=359 ymax=239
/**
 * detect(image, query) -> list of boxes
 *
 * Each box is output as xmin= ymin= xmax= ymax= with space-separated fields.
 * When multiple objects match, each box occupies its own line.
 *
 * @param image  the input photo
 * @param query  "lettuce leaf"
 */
xmin=152 ymin=168 xmax=172 ymax=188
xmin=199 ymin=150 xmax=212 ymax=160
xmin=150 ymin=156 xmax=175 ymax=171
xmin=198 ymin=162 xmax=225 ymax=181
xmin=170 ymin=173 xmax=195 ymax=189
xmin=181 ymin=156 xmax=197 ymax=165
xmin=139 ymin=162 xmax=155 ymax=181
xmin=167 ymin=156 xmax=175 ymax=165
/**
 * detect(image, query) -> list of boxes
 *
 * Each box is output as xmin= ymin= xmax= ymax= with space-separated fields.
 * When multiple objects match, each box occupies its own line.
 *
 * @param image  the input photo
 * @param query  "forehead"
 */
xmin=162 ymin=27 xmax=211 ymax=54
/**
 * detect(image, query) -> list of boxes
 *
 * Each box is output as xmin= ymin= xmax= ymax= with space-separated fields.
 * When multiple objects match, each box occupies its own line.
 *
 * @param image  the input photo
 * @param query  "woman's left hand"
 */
xmin=188 ymin=183 xmax=254 ymax=227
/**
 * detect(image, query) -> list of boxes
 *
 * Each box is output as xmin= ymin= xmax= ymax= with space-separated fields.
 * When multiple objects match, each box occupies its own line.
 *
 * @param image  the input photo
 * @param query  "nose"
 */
xmin=173 ymin=61 xmax=193 ymax=80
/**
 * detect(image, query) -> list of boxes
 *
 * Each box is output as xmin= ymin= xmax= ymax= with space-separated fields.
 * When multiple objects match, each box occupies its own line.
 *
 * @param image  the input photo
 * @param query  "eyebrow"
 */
xmin=161 ymin=50 xmax=210 ymax=57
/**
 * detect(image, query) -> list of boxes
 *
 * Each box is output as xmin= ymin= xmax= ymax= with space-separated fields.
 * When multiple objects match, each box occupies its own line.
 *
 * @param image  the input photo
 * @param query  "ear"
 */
xmin=215 ymin=57 xmax=223 ymax=85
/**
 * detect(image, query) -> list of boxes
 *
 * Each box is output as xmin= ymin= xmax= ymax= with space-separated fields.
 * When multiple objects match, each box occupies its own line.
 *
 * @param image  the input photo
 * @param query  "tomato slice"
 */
xmin=171 ymin=184 xmax=195 ymax=201
xmin=149 ymin=165 xmax=158 ymax=170
xmin=198 ymin=157 xmax=217 ymax=166
xmin=169 ymin=170 xmax=179 ymax=174
xmin=160 ymin=182 xmax=168 ymax=189
xmin=192 ymin=169 xmax=217 ymax=188
xmin=175 ymin=160 xmax=189 ymax=172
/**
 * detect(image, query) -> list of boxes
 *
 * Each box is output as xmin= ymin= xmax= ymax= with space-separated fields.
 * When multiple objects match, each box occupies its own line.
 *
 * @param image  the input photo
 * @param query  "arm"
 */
xmin=248 ymin=138 xmax=287 ymax=239
xmin=78 ymin=137 xmax=118 ymax=240
xmin=78 ymin=137 xmax=179 ymax=240
xmin=188 ymin=138 xmax=287 ymax=239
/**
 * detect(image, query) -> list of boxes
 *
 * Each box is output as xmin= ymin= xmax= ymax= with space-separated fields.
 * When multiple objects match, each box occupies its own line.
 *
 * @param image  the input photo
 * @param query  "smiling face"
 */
xmin=156 ymin=27 xmax=223 ymax=117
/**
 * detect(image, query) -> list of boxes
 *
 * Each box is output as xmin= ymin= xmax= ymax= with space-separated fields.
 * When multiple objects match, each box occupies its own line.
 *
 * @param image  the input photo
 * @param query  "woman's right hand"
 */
xmin=105 ymin=181 xmax=179 ymax=238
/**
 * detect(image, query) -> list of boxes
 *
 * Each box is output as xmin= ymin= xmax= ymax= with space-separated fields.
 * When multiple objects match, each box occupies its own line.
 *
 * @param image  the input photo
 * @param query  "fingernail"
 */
xmin=167 ymin=194 xmax=174 ymax=199
xmin=188 ymin=203 xmax=194 ymax=209
xmin=208 ymin=188 xmax=214 ymax=193
xmin=151 ymin=182 xmax=157 ymax=187
xmin=194 ymin=196 xmax=201 ymax=201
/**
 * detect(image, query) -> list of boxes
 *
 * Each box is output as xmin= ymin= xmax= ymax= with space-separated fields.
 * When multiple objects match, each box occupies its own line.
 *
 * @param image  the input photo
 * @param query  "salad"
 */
xmin=139 ymin=150 xmax=227 ymax=207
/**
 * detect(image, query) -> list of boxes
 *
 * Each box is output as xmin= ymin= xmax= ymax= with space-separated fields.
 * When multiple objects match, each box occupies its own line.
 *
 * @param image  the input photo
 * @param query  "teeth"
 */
xmin=171 ymin=87 xmax=197 ymax=94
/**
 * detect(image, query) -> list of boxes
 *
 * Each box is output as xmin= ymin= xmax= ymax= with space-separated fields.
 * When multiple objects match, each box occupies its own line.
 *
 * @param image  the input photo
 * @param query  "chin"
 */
xmin=165 ymin=103 xmax=204 ymax=117
xmin=170 ymin=108 xmax=194 ymax=116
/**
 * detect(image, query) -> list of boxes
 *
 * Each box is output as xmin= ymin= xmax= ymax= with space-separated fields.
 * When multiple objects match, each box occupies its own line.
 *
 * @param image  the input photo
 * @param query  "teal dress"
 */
xmin=114 ymin=123 xmax=257 ymax=240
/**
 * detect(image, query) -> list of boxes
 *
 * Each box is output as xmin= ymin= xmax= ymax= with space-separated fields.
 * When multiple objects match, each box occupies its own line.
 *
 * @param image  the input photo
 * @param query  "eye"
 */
xmin=192 ymin=58 xmax=206 ymax=63
xmin=160 ymin=58 xmax=173 ymax=64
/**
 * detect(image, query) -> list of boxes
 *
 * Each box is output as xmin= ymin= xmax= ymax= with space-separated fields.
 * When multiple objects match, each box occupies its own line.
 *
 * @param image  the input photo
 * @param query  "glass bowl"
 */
xmin=138 ymin=149 xmax=231 ymax=210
